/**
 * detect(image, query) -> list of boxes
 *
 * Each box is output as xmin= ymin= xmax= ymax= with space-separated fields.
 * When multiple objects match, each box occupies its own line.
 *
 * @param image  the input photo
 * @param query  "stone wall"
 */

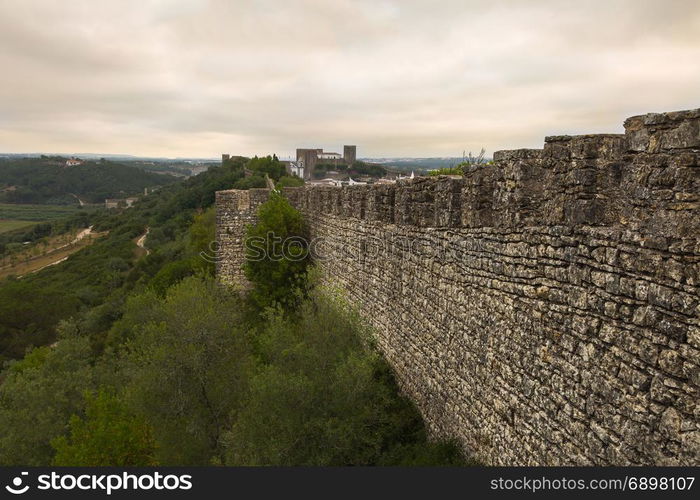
xmin=215 ymin=188 xmax=270 ymax=286
xmin=215 ymin=109 xmax=700 ymax=465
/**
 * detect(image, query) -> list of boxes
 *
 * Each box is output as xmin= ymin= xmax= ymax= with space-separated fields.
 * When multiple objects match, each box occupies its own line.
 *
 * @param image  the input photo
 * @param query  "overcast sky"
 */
xmin=0 ymin=0 xmax=698 ymax=158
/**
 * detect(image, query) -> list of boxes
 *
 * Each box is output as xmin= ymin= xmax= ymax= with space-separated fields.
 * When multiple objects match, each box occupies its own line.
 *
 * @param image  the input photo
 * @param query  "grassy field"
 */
xmin=0 ymin=203 xmax=83 ymax=222
xmin=0 ymin=219 xmax=39 ymax=234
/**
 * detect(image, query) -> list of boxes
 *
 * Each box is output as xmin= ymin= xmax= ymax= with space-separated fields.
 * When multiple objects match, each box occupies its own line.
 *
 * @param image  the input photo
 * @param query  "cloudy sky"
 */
xmin=0 ymin=0 xmax=698 ymax=158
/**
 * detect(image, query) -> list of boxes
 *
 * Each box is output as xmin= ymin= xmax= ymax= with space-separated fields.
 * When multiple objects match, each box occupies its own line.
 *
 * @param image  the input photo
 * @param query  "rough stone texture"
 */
xmin=215 ymin=188 xmax=270 ymax=286
xmin=216 ymin=109 xmax=700 ymax=465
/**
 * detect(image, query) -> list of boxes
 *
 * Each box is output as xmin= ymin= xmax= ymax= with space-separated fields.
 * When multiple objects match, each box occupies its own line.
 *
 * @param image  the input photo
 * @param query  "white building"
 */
xmin=318 ymin=152 xmax=342 ymax=160
xmin=287 ymin=161 xmax=304 ymax=179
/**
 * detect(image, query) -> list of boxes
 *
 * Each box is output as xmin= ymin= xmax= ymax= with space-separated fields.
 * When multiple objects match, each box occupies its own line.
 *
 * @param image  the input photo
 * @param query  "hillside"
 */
xmin=0 ymin=154 xmax=463 ymax=467
xmin=0 ymin=156 xmax=178 ymax=204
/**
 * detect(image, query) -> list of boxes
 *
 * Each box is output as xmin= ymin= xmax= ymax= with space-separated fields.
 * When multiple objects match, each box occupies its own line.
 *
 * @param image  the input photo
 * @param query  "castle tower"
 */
xmin=343 ymin=145 xmax=357 ymax=164
xmin=296 ymin=148 xmax=319 ymax=180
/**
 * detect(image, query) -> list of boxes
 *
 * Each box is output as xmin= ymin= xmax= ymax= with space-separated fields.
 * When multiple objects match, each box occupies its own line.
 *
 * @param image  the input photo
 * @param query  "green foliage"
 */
xmin=233 ymin=175 xmax=266 ymax=190
xmin=0 ymin=203 xmax=83 ymax=221
xmin=223 ymin=286 xmax=464 ymax=466
xmin=116 ymin=278 xmax=250 ymax=464
xmin=1 ymin=272 xmax=465 ymax=466
xmin=0 ymin=325 xmax=95 ymax=465
xmin=276 ymin=175 xmax=304 ymax=188
xmin=312 ymin=162 xmax=347 ymax=178
xmin=0 ymin=281 xmax=82 ymax=362
xmin=312 ymin=160 xmax=387 ymax=179
xmin=0 ymin=157 xmax=252 ymax=361
xmin=0 ymin=205 xmax=91 ymax=254
xmin=0 ymin=158 xmax=176 ymax=204
xmin=310 ymin=160 xmax=384 ymax=179
xmin=0 ymin=219 xmax=38 ymax=235
xmin=348 ymin=161 xmax=386 ymax=178
xmin=244 ymin=191 xmax=309 ymax=310
xmin=0 ymin=152 xmax=469 ymax=467
xmin=428 ymin=166 xmax=463 ymax=176
xmin=52 ymin=390 xmax=156 ymax=466
xmin=246 ymin=155 xmax=285 ymax=181
xmin=148 ymin=259 xmax=197 ymax=296
xmin=187 ymin=207 xmax=216 ymax=275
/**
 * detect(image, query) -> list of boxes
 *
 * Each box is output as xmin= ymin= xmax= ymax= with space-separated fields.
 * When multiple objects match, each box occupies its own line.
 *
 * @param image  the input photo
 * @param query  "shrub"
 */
xmin=244 ymin=191 xmax=310 ymax=310
xmin=51 ymin=390 xmax=156 ymax=466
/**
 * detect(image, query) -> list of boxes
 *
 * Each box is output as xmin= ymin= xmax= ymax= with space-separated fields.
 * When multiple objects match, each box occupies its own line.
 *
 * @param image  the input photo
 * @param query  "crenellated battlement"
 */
xmin=216 ymin=109 xmax=700 ymax=465
xmin=279 ymin=117 xmax=698 ymax=235
xmin=625 ymin=108 xmax=700 ymax=153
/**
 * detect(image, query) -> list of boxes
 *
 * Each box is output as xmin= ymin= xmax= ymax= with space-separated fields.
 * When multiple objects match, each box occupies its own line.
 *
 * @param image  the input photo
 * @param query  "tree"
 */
xmin=117 ymin=277 xmax=251 ymax=465
xmin=148 ymin=259 xmax=196 ymax=296
xmin=0 ymin=324 xmax=95 ymax=465
xmin=222 ymin=287 xmax=465 ymax=466
xmin=247 ymin=155 xmax=285 ymax=181
xmin=52 ymin=390 xmax=156 ymax=466
xmin=188 ymin=207 xmax=216 ymax=275
xmin=244 ymin=191 xmax=310 ymax=310
xmin=276 ymin=175 xmax=304 ymax=188
xmin=233 ymin=175 xmax=266 ymax=190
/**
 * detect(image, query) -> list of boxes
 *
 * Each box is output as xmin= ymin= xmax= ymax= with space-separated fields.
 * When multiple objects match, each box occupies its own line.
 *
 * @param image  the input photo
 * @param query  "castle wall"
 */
xmin=216 ymin=109 xmax=700 ymax=465
xmin=215 ymin=188 xmax=271 ymax=286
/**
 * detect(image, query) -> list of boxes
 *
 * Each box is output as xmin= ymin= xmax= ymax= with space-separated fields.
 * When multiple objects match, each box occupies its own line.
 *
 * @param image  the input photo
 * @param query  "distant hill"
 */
xmin=0 ymin=156 xmax=178 ymax=204
xmin=363 ymin=157 xmax=481 ymax=173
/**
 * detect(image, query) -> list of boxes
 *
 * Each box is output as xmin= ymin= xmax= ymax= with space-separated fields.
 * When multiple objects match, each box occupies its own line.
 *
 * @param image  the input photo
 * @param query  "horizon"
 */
xmin=1 ymin=0 xmax=699 ymax=158
xmin=0 ymin=151 xmax=480 ymax=162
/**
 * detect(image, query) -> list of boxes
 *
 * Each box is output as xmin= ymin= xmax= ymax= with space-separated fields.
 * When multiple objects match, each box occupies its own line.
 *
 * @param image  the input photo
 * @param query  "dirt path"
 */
xmin=29 ymin=256 xmax=69 ymax=274
xmin=135 ymin=227 xmax=150 ymax=256
xmin=0 ymin=226 xmax=105 ymax=279
xmin=69 ymin=193 xmax=86 ymax=206
xmin=72 ymin=226 xmax=93 ymax=244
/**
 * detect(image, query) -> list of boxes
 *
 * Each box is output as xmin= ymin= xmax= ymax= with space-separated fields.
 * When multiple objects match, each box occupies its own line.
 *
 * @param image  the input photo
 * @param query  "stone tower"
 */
xmin=343 ymin=145 xmax=357 ymax=164
xmin=296 ymin=148 xmax=319 ymax=179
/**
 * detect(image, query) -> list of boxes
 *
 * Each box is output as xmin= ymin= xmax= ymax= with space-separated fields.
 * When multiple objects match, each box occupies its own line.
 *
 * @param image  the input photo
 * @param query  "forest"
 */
xmin=0 ymin=157 xmax=178 ymax=204
xmin=0 ymin=156 xmax=466 ymax=466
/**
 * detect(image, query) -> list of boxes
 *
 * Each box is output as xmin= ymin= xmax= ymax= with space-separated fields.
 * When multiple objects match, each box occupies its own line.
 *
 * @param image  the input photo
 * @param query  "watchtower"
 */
xmin=343 ymin=145 xmax=357 ymax=164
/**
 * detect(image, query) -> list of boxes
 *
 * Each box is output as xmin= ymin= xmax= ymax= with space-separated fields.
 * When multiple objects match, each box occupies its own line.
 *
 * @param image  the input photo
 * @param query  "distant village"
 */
xmin=105 ymin=187 xmax=158 ymax=209
xmin=223 ymin=144 xmax=415 ymax=187
xmin=92 ymin=144 xmax=418 ymax=209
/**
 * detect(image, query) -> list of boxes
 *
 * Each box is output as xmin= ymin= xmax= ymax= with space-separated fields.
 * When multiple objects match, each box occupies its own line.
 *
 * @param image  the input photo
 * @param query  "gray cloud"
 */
xmin=0 ymin=0 xmax=698 ymax=158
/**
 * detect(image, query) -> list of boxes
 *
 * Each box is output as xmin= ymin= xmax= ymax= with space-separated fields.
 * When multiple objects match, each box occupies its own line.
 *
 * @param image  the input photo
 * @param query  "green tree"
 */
xmin=247 ymin=155 xmax=285 ymax=181
xmin=233 ymin=175 xmax=266 ymax=190
xmin=188 ymin=207 xmax=216 ymax=274
xmin=244 ymin=191 xmax=310 ymax=310
xmin=117 ymin=277 xmax=251 ymax=465
xmin=0 ymin=281 xmax=81 ymax=362
xmin=276 ymin=175 xmax=304 ymax=188
xmin=51 ymin=390 xmax=156 ymax=466
xmin=148 ymin=259 xmax=196 ymax=296
xmin=223 ymin=286 xmax=464 ymax=466
xmin=0 ymin=323 xmax=95 ymax=465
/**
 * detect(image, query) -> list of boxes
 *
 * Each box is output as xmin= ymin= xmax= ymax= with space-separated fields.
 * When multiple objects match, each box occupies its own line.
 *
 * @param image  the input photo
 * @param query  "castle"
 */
xmin=216 ymin=109 xmax=700 ymax=465
xmin=292 ymin=145 xmax=357 ymax=180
